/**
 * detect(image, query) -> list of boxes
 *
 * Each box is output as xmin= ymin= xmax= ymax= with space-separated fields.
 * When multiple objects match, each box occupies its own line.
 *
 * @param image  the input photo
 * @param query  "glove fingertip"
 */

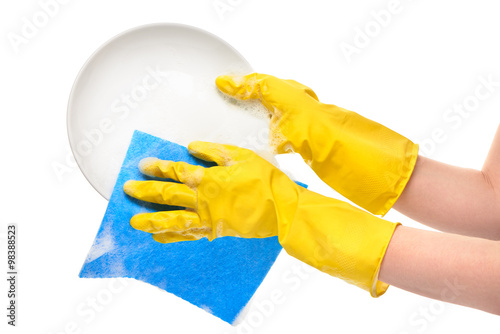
xmin=123 ymin=180 xmax=139 ymax=196
xmin=216 ymin=73 xmax=260 ymax=98
xmin=215 ymin=75 xmax=234 ymax=92
xmin=130 ymin=213 xmax=145 ymax=230
xmin=138 ymin=157 xmax=160 ymax=175
xmin=187 ymin=140 xmax=205 ymax=152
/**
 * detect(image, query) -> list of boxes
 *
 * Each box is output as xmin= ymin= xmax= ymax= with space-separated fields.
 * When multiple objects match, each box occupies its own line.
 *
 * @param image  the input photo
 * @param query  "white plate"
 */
xmin=67 ymin=23 xmax=269 ymax=200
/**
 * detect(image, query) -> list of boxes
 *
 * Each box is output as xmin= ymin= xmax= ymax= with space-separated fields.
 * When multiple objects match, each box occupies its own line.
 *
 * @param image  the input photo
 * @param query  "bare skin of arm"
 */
xmin=379 ymin=125 xmax=500 ymax=315
xmin=392 ymin=125 xmax=500 ymax=240
xmin=379 ymin=225 xmax=500 ymax=315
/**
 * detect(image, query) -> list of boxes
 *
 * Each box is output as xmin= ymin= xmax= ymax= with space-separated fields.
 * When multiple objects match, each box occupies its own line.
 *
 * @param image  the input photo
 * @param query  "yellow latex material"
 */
xmin=124 ymin=142 xmax=399 ymax=297
xmin=216 ymin=73 xmax=419 ymax=216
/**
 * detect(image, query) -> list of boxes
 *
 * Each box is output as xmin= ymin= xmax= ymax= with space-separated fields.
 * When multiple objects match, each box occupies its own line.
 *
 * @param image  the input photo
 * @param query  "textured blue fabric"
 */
xmin=79 ymin=130 xmax=306 ymax=324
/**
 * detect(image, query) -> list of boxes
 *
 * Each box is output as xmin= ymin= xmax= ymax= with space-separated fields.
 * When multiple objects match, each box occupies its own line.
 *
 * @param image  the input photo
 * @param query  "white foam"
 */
xmin=85 ymin=223 xmax=116 ymax=263
xmin=200 ymin=305 xmax=213 ymax=315
xmin=78 ymin=71 xmax=277 ymax=197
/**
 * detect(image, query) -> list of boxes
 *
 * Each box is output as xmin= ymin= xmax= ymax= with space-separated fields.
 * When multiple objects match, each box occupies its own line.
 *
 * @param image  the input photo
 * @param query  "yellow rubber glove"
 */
xmin=123 ymin=141 xmax=399 ymax=297
xmin=216 ymin=73 xmax=419 ymax=216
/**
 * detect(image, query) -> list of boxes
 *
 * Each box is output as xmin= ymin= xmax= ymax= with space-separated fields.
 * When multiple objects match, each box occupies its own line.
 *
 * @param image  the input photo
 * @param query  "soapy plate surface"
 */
xmin=67 ymin=23 xmax=270 ymax=199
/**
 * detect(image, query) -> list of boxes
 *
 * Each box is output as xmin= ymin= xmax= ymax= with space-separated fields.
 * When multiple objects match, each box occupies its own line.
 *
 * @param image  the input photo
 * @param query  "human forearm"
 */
xmin=379 ymin=225 xmax=500 ymax=315
xmin=393 ymin=156 xmax=500 ymax=239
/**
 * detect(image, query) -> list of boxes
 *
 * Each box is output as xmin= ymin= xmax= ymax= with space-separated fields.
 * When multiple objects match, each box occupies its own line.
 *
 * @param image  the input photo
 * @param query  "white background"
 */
xmin=2 ymin=0 xmax=500 ymax=333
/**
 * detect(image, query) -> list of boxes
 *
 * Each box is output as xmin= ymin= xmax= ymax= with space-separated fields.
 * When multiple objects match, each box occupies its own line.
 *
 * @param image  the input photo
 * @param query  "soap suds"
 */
xmin=200 ymin=304 xmax=213 ymax=315
xmin=86 ymin=224 xmax=116 ymax=263
xmin=74 ymin=68 xmax=279 ymax=198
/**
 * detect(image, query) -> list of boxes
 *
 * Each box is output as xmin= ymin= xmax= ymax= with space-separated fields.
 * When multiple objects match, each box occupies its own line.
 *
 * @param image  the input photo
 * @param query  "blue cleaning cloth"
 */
xmin=80 ymin=130 xmax=306 ymax=324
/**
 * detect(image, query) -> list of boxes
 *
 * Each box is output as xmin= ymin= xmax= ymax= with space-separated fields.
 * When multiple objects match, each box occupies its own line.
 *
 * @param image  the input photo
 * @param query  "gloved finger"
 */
xmin=152 ymin=230 xmax=211 ymax=243
xmin=215 ymin=73 xmax=319 ymax=113
xmin=130 ymin=210 xmax=203 ymax=233
xmin=187 ymin=141 xmax=246 ymax=166
xmin=131 ymin=211 xmax=211 ymax=243
xmin=216 ymin=73 xmax=264 ymax=100
xmin=139 ymin=157 xmax=204 ymax=186
xmin=123 ymin=180 xmax=196 ymax=208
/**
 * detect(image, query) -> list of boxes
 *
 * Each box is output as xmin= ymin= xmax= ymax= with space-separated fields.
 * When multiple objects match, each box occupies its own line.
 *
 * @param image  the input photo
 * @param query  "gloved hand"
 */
xmin=216 ymin=73 xmax=419 ymax=216
xmin=124 ymin=141 xmax=399 ymax=297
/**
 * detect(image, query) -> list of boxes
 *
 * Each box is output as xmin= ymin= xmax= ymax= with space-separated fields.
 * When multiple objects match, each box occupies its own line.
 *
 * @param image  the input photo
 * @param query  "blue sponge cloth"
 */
xmin=79 ymin=130 xmax=306 ymax=324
